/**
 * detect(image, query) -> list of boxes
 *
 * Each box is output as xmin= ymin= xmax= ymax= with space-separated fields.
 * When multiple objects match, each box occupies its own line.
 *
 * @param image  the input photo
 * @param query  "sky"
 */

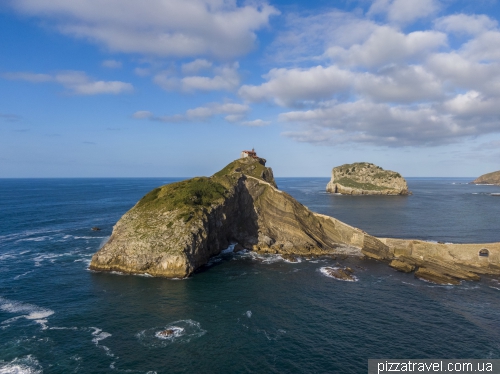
xmin=1 ymin=0 xmax=500 ymax=178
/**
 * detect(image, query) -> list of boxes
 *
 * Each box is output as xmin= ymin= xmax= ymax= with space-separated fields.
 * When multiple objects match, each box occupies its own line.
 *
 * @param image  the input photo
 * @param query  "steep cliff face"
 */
xmin=326 ymin=162 xmax=410 ymax=195
xmin=90 ymin=157 xmax=389 ymax=277
xmin=90 ymin=157 xmax=500 ymax=284
xmin=472 ymin=170 xmax=500 ymax=185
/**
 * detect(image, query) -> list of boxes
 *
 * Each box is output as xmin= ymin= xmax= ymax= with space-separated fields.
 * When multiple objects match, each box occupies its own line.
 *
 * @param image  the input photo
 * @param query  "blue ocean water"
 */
xmin=1 ymin=177 xmax=500 ymax=373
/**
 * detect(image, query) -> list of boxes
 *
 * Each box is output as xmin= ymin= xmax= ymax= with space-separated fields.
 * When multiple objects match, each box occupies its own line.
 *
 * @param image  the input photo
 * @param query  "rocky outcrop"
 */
xmin=381 ymin=238 xmax=499 ymax=284
xmin=322 ymin=266 xmax=356 ymax=281
xmin=471 ymin=170 xmax=500 ymax=185
xmin=90 ymin=157 xmax=500 ymax=284
xmin=326 ymin=162 xmax=411 ymax=195
xmin=90 ymin=157 xmax=387 ymax=278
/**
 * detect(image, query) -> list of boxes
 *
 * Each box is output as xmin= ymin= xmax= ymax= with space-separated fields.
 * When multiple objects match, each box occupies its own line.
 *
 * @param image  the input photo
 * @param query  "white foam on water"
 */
xmin=221 ymin=243 xmax=236 ymax=254
xmin=34 ymin=320 xmax=49 ymax=330
xmin=319 ymin=267 xmax=358 ymax=282
xmin=0 ymin=253 xmax=16 ymax=261
xmin=90 ymin=327 xmax=115 ymax=357
xmin=17 ymin=236 xmax=51 ymax=242
xmin=72 ymin=236 xmax=106 ymax=240
xmin=14 ymin=270 xmax=34 ymax=280
xmin=0 ymin=297 xmax=54 ymax=328
xmin=245 ymin=310 xmax=252 ymax=318
xmin=241 ymin=252 xmax=284 ymax=264
xmin=0 ymin=355 xmax=42 ymax=374
xmin=154 ymin=326 xmax=185 ymax=340
xmin=137 ymin=319 xmax=206 ymax=347
xmin=137 ymin=273 xmax=153 ymax=277
xmin=32 ymin=252 xmax=69 ymax=266
xmin=90 ymin=327 xmax=112 ymax=343
xmin=108 ymin=270 xmax=153 ymax=278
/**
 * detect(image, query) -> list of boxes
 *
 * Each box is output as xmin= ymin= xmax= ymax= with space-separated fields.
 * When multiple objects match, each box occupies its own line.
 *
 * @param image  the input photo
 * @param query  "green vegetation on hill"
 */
xmin=214 ymin=158 xmax=265 ymax=179
xmin=133 ymin=157 xmax=275 ymax=224
xmin=334 ymin=177 xmax=387 ymax=191
xmin=136 ymin=177 xmax=228 ymax=212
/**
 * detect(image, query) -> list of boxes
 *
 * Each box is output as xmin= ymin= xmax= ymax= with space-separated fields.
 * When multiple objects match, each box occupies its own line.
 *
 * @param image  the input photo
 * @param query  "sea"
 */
xmin=1 ymin=177 xmax=500 ymax=373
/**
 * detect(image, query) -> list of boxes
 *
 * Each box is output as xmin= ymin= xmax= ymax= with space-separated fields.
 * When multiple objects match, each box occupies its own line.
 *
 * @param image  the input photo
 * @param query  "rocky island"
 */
xmin=326 ymin=162 xmax=411 ymax=195
xmin=90 ymin=156 xmax=500 ymax=284
xmin=471 ymin=170 xmax=500 ymax=185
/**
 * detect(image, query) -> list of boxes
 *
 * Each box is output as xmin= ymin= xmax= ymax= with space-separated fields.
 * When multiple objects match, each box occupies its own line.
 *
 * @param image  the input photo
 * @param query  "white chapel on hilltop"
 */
xmin=241 ymin=148 xmax=257 ymax=158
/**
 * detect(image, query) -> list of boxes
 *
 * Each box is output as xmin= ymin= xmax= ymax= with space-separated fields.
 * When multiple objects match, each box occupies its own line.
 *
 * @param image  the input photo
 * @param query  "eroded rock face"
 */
xmin=471 ymin=170 xmax=500 ymax=185
xmin=326 ymin=162 xmax=411 ymax=195
xmin=90 ymin=157 xmax=500 ymax=284
xmin=90 ymin=157 xmax=387 ymax=278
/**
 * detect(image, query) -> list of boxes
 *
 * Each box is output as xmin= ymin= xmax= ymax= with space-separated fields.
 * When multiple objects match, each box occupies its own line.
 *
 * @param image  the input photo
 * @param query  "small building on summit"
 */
xmin=241 ymin=148 xmax=257 ymax=158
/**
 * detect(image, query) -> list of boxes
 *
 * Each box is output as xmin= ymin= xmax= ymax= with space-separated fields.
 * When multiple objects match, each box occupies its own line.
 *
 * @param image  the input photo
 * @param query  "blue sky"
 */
xmin=1 ymin=0 xmax=500 ymax=177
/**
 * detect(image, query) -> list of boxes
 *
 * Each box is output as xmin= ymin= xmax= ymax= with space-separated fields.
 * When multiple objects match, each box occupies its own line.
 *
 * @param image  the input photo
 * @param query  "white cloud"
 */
xmin=132 ymin=111 xmax=153 ymax=119
xmin=102 ymin=59 xmax=122 ymax=68
xmin=134 ymin=67 xmax=151 ymax=77
xmin=10 ymin=0 xmax=279 ymax=59
xmin=461 ymin=31 xmax=500 ymax=62
xmin=426 ymin=53 xmax=500 ymax=95
xmin=241 ymin=119 xmax=270 ymax=126
xmin=240 ymin=6 xmax=500 ymax=148
xmin=325 ymin=27 xmax=447 ymax=68
xmin=181 ymin=59 xmax=213 ymax=75
xmin=181 ymin=64 xmax=239 ymax=91
xmin=239 ymin=65 xmax=352 ymax=106
xmin=435 ymin=14 xmax=498 ymax=36
xmin=133 ymin=101 xmax=249 ymax=123
xmin=268 ymin=10 xmax=379 ymax=63
xmin=3 ymin=70 xmax=133 ymax=95
xmin=368 ymin=0 xmax=439 ymax=24
xmin=280 ymin=100 xmax=457 ymax=147
xmin=153 ymin=63 xmax=240 ymax=92
xmin=153 ymin=71 xmax=180 ymax=90
xmin=355 ymin=65 xmax=443 ymax=103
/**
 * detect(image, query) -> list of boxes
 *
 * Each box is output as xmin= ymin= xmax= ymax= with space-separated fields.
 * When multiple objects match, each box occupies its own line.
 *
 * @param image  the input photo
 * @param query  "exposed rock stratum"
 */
xmin=326 ymin=162 xmax=411 ymax=195
xmin=90 ymin=158 xmax=500 ymax=284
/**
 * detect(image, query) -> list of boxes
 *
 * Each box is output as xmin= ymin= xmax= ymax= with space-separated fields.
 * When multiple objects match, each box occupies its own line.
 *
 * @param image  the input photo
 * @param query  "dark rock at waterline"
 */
xmin=233 ymin=243 xmax=245 ymax=253
xmin=324 ymin=267 xmax=356 ymax=281
xmin=158 ymin=329 xmax=175 ymax=337
xmin=91 ymin=227 xmax=101 ymax=231
xmin=282 ymin=254 xmax=299 ymax=262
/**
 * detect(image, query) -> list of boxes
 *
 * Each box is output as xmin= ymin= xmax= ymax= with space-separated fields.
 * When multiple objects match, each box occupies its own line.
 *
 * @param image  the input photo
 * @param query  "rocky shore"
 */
xmin=326 ymin=162 xmax=411 ymax=195
xmin=90 ymin=157 xmax=500 ymax=284
xmin=471 ymin=170 xmax=500 ymax=185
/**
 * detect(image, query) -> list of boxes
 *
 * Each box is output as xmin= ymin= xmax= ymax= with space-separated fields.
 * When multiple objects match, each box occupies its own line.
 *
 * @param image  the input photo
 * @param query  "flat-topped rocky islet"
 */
xmin=90 ymin=156 xmax=500 ymax=285
xmin=326 ymin=162 xmax=411 ymax=195
xmin=471 ymin=170 xmax=500 ymax=185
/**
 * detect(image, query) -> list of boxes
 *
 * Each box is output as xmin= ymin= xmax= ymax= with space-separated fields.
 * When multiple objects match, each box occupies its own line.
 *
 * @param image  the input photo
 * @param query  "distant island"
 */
xmin=326 ymin=162 xmax=411 ymax=195
xmin=471 ymin=170 xmax=500 ymax=185
xmin=90 ymin=153 xmax=499 ymax=285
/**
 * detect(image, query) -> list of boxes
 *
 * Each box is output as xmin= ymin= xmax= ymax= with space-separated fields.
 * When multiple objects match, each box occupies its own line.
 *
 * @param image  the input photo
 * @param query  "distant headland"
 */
xmin=471 ymin=170 xmax=500 ymax=185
